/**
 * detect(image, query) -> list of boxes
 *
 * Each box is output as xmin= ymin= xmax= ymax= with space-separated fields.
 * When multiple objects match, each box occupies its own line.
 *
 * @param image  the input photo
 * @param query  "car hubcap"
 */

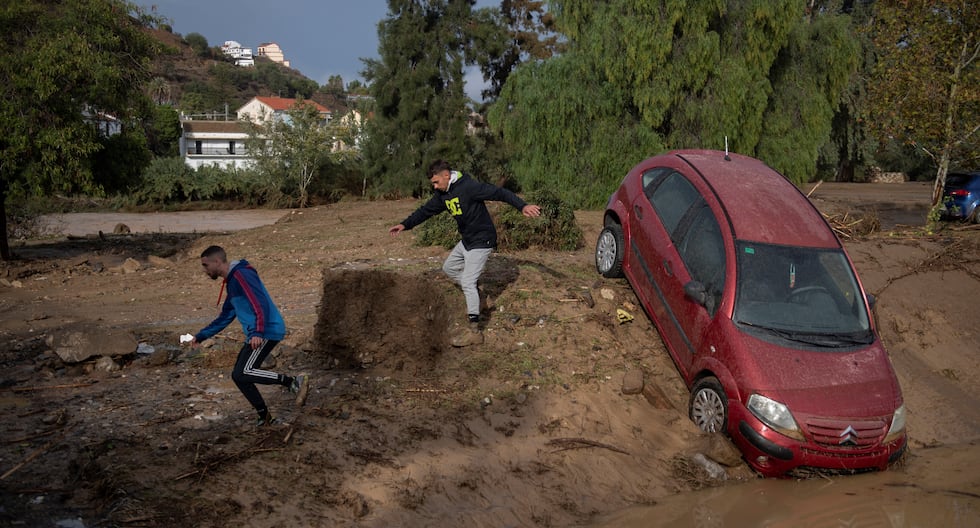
xmin=596 ymin=231 xmax=616 ymax=272
xmin=692 ymin=389 xmax=725 ymax=432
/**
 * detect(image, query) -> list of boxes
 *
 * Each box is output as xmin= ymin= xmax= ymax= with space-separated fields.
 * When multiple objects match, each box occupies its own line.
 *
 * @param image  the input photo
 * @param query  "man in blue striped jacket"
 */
xmin=190 ymin=245 xmax=309 ymax=426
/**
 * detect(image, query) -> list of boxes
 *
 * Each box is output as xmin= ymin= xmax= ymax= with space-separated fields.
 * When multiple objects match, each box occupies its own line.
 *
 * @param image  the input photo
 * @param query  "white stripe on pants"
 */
xmin=442 ymin=241 xmax=492 ymax=317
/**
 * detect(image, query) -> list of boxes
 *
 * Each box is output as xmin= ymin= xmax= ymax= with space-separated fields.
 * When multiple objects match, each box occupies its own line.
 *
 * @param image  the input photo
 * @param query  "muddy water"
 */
xmin=593 ymin=442 xmax=980 ymax=527
xmin=37 ymin=209 xmax=290 ymax=236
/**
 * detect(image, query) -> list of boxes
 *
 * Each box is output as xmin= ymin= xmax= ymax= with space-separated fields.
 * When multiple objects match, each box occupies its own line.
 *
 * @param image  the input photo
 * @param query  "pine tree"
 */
xmin=362 ymin=0 xmax=475 ymax=197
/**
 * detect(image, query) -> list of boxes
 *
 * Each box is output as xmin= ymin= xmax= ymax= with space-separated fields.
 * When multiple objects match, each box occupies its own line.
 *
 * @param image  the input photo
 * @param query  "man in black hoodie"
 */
xmin=389 ymin=160 xmax=541 ymax=346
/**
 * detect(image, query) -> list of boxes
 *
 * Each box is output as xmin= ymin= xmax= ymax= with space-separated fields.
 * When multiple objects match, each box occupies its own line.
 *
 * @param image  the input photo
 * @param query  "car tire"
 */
xmin=595 ymin=223 xmax=625 ymax=278
xmin=690 ymin=377 xmax=728 ymax=434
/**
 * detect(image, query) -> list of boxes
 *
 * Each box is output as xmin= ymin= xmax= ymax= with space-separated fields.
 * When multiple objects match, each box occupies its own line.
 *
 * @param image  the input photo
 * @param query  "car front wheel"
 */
xmin=595 ymin=223 xmax=625 ymax=278
xmin=690 ymin=377 xmax=728 ymax=433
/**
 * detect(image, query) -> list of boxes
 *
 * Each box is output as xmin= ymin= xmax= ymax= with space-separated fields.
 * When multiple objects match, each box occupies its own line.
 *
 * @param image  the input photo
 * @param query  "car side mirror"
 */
xmin=866 ymin=293 xmax=876 ymax=310
xmin=684 ymin=281 xmax=707 ymax=306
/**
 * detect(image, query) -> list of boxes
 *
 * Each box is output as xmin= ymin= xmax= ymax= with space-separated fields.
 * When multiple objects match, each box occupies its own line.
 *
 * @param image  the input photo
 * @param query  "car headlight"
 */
xmin=883 ymin=404 xmax=907 ymax=444
xmin=747 ymin=393 xmax=804 ymax=440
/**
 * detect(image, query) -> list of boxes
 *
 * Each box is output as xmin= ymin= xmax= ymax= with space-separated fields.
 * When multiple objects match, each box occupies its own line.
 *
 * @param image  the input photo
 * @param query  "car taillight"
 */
xmin=950 ymin=189 xmax=970 ymax=197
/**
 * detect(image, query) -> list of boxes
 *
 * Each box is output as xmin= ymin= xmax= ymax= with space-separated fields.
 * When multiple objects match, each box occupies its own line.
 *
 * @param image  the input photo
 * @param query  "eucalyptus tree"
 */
xmin=0 ymin=0 xmax=160 ymax=260
xmin=489 ymin=0 xmax=860 ymax=208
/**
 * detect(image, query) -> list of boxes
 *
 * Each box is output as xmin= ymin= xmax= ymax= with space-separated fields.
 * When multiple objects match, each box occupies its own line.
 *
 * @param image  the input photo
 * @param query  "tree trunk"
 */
xmin=0 ymin=180 xmax=11 ymax=261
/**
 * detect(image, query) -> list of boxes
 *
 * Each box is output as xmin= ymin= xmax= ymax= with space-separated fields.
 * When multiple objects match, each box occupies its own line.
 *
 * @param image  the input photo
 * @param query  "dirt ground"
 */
xmin=1 ymin=182 xmax=978 ymax=527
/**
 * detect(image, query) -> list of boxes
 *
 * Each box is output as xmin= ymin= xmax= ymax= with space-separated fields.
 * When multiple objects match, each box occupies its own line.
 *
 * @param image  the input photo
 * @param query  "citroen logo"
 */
xmin=839 ymin=425 xmax=858 ymax=446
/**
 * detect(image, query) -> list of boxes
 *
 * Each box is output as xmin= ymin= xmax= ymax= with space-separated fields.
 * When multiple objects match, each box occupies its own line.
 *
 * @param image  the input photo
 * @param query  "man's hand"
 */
xmin=522 ymin=205 xmax=542 ymax=218
xmin=249 ymin=336 xmax=263 ymax=350
xmin=388 ymin=224 xmax=406 ymax=236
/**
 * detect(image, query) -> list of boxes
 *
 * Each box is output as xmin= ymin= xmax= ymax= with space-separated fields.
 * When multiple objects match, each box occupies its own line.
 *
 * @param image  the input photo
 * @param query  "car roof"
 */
xmin=669 ymin=150 xmax=841 ymax=248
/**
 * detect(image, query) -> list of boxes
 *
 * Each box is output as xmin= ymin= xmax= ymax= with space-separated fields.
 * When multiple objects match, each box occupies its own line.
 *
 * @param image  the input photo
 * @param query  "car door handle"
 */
xmin=663 ymin=259 xmax=673 ymax=276
xmin=633 ymin=204 xmax=643 ymax=220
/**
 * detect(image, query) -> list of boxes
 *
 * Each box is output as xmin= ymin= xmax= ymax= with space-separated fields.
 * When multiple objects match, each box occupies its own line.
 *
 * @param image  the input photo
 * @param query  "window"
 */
xmin=228 ymin=141 xmax=236 ymax=155
xmin=648 ymin=171 xmax=701 ymax=237
xmin=678 ymin=204 xmax=725 ymax=314
xmin=195 ymin=140 xmax=202 ymax=155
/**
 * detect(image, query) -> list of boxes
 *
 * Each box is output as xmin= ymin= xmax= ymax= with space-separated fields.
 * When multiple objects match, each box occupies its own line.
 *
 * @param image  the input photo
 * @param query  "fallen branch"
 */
xmin=0 ymin=426 xmax=73 ymax=481
xmin=546 ymin=437 xmax=630 ymax=455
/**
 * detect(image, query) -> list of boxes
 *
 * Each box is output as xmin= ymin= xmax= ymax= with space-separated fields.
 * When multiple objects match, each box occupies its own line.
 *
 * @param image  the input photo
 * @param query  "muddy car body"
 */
xmin=595 ymin=149 xmax=907 ymax=476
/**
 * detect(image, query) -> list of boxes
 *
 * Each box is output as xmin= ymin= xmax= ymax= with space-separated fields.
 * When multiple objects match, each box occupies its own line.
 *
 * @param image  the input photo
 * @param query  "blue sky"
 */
xmin=140 ymin=1 xmax=495 ymax=99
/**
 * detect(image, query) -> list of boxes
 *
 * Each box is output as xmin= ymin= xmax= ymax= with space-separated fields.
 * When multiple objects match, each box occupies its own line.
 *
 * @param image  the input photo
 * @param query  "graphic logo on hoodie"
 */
xmin=445 ymin=197 xmax=462 ymax=216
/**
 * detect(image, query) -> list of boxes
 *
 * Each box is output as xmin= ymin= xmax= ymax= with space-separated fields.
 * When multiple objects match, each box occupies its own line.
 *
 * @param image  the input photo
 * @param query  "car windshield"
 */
xmin=733 ymin=241 xmax=873 ymax=348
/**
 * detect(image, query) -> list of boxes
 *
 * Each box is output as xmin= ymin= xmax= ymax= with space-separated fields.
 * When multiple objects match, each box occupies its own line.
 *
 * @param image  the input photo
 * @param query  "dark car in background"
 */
xmin=941 ymin=171 xmax=980 ymax=222
xmin=595 ymin=150 xmax=907 ymax=477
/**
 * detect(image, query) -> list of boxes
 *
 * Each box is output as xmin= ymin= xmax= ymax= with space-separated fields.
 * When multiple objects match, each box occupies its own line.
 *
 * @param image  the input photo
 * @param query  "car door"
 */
xmin=629 ymin=169 xmax=701 ymax=364
xmin=667 ymin=202 xmax=726 ymax=377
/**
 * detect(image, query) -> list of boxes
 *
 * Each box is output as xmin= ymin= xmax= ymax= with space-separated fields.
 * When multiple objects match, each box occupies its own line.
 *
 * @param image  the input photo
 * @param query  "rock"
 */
xmin=113 ymin=223 xmax=131 ymax=234
xmin=11 ymin=280 xmax=23 ymax=288
xmin=147 ymin=255 xmax=173 ymax=268
xmin=692 ymin=453 xmax=728 ymax=481
xmin=0 ymin=279 xmax=10 ymax=287
xmin=146 ymin=348 xmax=171 ymax=367
xmin=93 ymin=356 xmax=120 ymax=372
xmin=45 ymin=324 xmax=138 ymax=363
xmin=121 ymin=258 xmax=141 ymax=274
xmin=600 ymin=288 xmax=615 ymax=300
xmin=621 ymin=369 xmax=644 ymax=395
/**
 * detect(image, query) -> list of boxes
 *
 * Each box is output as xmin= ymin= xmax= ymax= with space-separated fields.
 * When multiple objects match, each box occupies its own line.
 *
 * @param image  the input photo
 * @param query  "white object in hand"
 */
xmin=180 ymin=333 xmax=194 ymax=344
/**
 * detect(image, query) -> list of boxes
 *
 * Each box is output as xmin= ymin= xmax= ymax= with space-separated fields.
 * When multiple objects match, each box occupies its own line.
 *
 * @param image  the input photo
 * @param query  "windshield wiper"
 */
xmin=737 ymin=321 xmax=873 ymax=347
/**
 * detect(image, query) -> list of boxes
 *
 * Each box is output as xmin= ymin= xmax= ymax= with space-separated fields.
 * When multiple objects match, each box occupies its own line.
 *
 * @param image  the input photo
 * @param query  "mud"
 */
xmin=1 ymin=185 xmax=978 ymax=527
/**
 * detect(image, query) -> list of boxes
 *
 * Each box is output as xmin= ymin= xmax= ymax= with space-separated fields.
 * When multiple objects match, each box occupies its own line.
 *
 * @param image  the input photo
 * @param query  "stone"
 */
xmin=46 ymin=324 xmax=138 ymax=363
xmin=704 ymin=434 xmax=744 ymax=467
xmin=600 ymin=288 xmax=615 ymax=300
xmin=621 ymin=369 xmax=644 ymax=395
xmin=147 ymin=255 xmax=173 ymax=268
xmin=121 ymin=258 xmax=141 ymax=274
xmin=641 ymin=381 xmax=674 ymax=410
xmin=93 ymin=356 xmax=120 ymax=372
xmin=113 ymin=223 xmax=131 ymax=234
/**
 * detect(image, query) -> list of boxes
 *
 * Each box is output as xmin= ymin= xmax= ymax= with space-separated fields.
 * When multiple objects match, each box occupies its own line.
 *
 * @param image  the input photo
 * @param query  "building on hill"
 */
xmin=257 ymin=42 xmax=289 ymax=67
xmin=237 ymin=96 xmax=330 ymax=125
xmin=220 ymin=40 xmax=254 ymax=67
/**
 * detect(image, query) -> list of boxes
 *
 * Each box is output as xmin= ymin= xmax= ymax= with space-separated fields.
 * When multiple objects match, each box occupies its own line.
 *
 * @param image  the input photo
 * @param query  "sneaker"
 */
xmin=256 ymin=414 xmax=281 ymax=427
xmin=292 ymin=374 xmax=311 ymax=407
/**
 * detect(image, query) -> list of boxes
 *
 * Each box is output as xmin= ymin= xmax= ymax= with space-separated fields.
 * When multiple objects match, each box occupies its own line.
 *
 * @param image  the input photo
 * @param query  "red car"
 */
xmin=595 ymin=150 xmax=907 ymax=477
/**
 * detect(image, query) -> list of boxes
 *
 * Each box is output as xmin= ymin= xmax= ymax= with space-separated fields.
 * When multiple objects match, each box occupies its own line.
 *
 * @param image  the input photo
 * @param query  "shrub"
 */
xmin=497 ymin=189 xmax=583 ymax=251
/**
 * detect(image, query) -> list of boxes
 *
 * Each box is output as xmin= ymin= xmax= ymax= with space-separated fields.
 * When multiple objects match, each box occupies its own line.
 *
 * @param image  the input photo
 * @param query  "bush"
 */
xmin=497 ymin=189 xmax=583 ymax=251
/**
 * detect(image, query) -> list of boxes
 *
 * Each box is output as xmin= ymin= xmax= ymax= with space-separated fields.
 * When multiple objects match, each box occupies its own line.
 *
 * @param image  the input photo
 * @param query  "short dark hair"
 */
xmin=427 ymin=159 xmax=451 ymax=177
xmin=200 ymin=245 xmax=227 ymax=261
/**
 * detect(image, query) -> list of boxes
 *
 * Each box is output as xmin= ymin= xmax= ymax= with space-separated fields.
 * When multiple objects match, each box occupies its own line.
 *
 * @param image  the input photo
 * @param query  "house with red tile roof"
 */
xmin=237 ymin=96 xmax=331 ymax=125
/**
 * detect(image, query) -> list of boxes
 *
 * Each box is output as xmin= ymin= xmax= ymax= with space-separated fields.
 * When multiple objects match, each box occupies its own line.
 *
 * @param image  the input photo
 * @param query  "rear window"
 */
xmin=947 ymin=173 xmax=980 ymax=187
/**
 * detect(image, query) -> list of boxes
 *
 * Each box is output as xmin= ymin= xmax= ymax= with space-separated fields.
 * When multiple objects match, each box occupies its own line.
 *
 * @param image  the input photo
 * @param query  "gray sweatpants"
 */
xmin=443 ymin=241 xmax=492 ymax=317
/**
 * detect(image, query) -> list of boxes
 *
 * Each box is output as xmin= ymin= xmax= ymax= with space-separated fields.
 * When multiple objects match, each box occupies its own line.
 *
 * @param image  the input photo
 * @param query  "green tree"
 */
xmin=145 ymin=104 xmax=182 ymax=157
xmin=0 ymin=0 xmax=160 ymax=259
xmin=361 ymin=0 xmax=475 ymax=197
xmin=489 ymin=0 xmax=860 ymax=208
xmin=244 ymin=102 xmax=346 ymax=207
xmin=471 ymin=0 xmax=564 ymax=101
xmin=867 ymin=0 xmax=979 ymax=206
xmin=185 ymin=32 xmax=210 ymax=57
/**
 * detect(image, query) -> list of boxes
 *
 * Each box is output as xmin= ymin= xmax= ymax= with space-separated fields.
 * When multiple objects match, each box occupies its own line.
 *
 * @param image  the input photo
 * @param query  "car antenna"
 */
xmin=724 ymin=136 xmax=731 ymax=161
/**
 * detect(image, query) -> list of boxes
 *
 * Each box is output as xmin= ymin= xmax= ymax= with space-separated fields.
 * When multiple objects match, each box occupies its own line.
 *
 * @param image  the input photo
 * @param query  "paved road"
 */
xmin=38 ymin=210 xmax=290 ymax=237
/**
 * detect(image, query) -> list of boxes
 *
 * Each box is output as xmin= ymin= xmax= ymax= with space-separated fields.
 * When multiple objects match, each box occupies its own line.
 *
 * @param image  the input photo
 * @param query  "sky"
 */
xmin=140 ymin=1 xmax=495 ymax=100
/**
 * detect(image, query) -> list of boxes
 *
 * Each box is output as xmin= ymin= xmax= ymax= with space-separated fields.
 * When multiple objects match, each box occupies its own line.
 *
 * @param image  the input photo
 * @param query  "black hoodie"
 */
xmin=400 ymin=171 xmax=528 ymax=250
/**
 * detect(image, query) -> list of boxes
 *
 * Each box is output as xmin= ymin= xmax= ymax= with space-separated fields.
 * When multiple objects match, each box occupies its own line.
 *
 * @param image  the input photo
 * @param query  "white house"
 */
xmin=179 ymin=120 xmax=252 ymax=170
xmin=237 ymin=96 xmax=330 ymax=125
xmin=257 ymin=42 xmax=290 ymax=67
xmin=220 ymin=40 xmax=254 ymax=67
